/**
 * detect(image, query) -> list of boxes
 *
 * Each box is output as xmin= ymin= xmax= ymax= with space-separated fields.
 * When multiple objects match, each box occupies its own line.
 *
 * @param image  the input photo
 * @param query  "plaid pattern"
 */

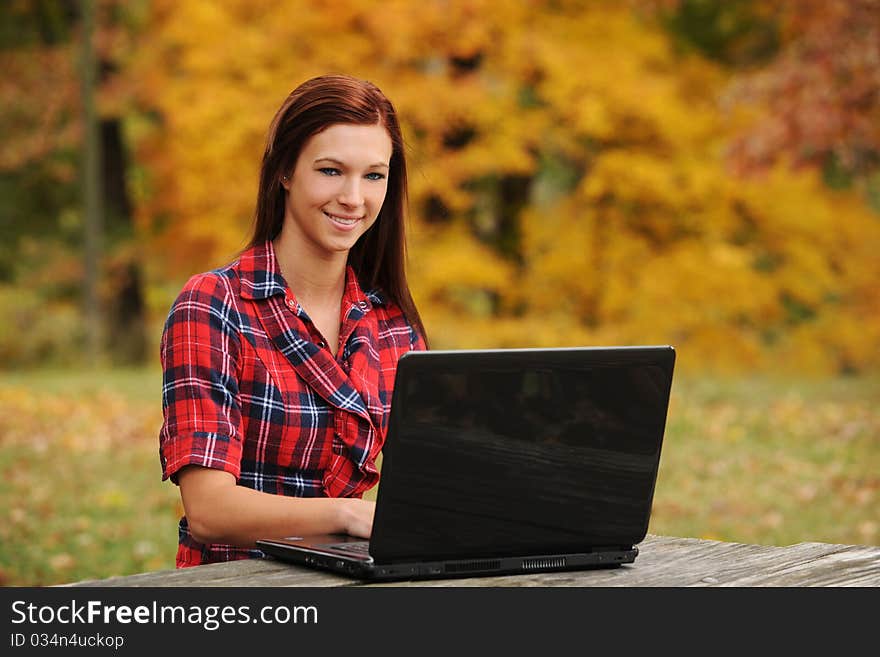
xmin=159 ymin=240 xmax=425 ymax=567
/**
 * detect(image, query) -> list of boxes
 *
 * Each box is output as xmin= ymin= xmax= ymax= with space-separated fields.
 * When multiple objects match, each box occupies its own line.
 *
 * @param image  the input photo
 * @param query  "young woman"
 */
xmin=159 ymin=75 xmax=428 ymax=567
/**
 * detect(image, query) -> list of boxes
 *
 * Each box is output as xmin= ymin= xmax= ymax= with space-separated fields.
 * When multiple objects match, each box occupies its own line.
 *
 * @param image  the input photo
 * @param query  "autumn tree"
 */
xmin=0 ymin=0 xmax=148 ymax=366
xmin=114 ymin=0 xmax=880 ymax=373
xmin=648 ymin=0 xmax=880 ymax=205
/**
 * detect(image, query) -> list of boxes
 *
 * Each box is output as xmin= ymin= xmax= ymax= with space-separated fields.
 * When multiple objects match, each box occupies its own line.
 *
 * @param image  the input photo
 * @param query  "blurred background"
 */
xmin=1 ymin=0 xmax=877 ymax=585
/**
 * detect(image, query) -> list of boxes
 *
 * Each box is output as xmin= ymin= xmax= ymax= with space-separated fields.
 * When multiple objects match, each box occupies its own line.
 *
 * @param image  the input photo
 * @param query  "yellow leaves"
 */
xmin=531 ymin=7 xmax=722 ymax=149
xmin=722 ymin=164 xmax=880 ymax=373
xmin=595 ymin=238 xmax=777 ymax=372
xmin=519 ymin=201 xmax=599 ymax=318
xmin=127 ymin=1 xmax=880 ymax=375
xmin=98 ymin=487 xmax=131 ymax=510
xmin=48 ymin=553 xmax=76 ymax=572
xmin=411 ymin=222 xmax=515 ymax=307
xmin=583 ymin=151 xmax=719 ymax=214
xmin=775 ymin=314 xmax=880 ymax=375
xmin=0 ymin=383 xmax=159 ymax=452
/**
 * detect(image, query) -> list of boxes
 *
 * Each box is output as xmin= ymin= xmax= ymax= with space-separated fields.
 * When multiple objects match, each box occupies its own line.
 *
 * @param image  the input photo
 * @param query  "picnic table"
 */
xmin=66 ymin=534 xmax=880 ymax=587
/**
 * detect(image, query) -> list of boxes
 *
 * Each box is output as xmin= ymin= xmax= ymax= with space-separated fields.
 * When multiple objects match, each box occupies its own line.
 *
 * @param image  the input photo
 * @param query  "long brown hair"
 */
xmin=249 ymin=74 xmax=427 ymax=345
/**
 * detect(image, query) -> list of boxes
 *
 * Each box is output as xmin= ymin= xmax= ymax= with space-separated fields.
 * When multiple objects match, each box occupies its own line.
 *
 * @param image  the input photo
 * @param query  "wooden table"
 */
xmin=66 ymin=534 xmax=880 ymax=587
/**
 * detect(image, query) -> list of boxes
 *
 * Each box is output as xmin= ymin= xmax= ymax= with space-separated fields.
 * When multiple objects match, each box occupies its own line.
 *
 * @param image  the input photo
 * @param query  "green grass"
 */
xmin=651 ymin=374 xmax=879 ymax=546
xmin=1 ymin=367 xmax=877 ymax=586
xmin=0 ymin=367 xmax=180 ymax=586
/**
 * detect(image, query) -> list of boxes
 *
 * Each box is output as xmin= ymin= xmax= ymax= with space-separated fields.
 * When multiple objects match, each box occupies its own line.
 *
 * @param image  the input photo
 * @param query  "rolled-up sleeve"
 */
xmin=159 ymin=272 xmax=244 ymax=483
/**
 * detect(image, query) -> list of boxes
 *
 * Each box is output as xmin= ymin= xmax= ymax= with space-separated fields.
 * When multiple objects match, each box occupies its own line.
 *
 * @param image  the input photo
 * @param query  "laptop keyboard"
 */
xmin=321 ymin=541 xmax=371 ymax=555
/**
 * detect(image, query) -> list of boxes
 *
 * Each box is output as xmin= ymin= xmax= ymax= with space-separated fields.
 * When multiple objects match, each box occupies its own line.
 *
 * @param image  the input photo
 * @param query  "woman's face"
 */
xmin=281 ymin=122 xmax=392 ymax=258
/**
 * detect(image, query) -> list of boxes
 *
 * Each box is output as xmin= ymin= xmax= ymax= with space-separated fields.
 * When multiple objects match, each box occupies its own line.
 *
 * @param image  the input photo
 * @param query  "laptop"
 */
xmin=257 ymin=345 xmax=675 ymax=581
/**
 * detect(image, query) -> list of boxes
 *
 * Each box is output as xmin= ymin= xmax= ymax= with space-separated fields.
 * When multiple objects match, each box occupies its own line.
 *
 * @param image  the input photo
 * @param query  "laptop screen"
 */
xmin=371 ymin=347 xmax=675 ymax=562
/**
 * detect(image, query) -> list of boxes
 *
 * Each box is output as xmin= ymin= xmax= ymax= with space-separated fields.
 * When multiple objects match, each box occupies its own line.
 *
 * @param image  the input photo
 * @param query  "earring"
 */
xmin=281 ymin=175 xmax=289 ymax=182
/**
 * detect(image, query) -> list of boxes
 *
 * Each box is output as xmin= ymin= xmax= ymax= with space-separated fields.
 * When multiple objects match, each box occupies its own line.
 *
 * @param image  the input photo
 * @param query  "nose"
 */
xmin=337 ymin=176 xmax=364 ymax=208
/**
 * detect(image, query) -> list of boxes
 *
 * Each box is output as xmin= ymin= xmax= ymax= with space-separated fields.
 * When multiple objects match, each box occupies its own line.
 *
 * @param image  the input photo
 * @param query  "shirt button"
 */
xmin=318 ymin=341 xmax=326 ymax=349
xmin=358 ymin=301 xmax=368 ymax=310
xmin=286 ymin=298 xmax=296 ymax=310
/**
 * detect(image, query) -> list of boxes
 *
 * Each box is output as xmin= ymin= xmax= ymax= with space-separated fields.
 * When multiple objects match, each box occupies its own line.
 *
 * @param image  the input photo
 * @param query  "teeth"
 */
xmin=325 ymin=212 xmax=358 ymax=225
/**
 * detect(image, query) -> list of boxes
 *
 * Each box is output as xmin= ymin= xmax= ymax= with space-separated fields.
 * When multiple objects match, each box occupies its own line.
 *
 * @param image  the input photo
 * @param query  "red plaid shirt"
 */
xmin=159 ymin=240 xmax=425 ymax=567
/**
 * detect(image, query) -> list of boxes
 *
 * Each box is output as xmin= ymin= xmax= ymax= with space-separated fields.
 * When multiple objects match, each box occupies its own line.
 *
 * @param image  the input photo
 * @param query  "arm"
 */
xmin=177 ymin=465 xmax=375 ymax=547
xmin=161 ymin=273 xmax=373 ymax=548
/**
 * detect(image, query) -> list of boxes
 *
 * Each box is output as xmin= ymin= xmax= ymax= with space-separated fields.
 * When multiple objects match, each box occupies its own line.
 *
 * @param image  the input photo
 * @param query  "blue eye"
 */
xmin=319 ymin=167 xmax=341 ymax=176
xmin=366 ymin=172 xmax=386 ymax=181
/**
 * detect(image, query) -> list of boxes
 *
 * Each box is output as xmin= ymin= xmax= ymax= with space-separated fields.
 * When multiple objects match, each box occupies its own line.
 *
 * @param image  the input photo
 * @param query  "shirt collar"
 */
xmin=238 ymin=240 xmax=385 ymax=308
xmin=238 ymin=241 xmax=287 ymax=300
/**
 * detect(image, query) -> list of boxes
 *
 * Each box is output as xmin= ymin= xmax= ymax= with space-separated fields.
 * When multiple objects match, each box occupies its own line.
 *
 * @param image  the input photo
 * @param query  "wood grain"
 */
xmin=63 ymin=535 xmax=880 ymax=587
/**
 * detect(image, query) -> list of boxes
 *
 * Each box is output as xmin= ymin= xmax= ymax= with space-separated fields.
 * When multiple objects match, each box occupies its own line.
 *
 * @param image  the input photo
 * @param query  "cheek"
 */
xmin=367 ymin=183 xmax=389 ymax=212
xmin=303 ymin=176 xmax=340 ymax=203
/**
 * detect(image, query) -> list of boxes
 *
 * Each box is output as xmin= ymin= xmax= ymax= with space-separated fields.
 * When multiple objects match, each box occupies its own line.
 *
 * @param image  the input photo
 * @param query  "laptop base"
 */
xmin=257 ymin=537 xmax=637 ymax=582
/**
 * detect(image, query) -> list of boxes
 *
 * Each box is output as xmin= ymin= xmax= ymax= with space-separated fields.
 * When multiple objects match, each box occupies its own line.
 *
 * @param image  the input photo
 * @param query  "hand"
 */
xmin=338 ymin=498 xmax=376 ymax=538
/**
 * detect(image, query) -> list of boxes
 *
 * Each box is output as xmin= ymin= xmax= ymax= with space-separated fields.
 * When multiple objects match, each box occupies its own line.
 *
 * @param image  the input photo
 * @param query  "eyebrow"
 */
xmin=314 ymin=157 xmax=389 ymax=170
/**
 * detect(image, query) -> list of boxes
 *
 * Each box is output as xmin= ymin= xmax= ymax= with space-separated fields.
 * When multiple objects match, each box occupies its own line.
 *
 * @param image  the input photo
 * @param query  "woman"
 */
xmin=159 ymin=75 xmax=428 ymax=567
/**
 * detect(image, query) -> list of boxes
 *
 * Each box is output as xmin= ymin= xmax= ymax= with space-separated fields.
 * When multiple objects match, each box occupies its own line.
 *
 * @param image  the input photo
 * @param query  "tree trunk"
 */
xmin=80 ymin=0 xmax=103 ymax=363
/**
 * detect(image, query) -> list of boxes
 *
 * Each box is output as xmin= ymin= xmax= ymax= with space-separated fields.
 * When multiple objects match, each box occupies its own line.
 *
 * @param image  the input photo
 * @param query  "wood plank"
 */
xmin=719 ymin=543 xmax=880 ymax=587
xmin=61 ymin=535 xmax=880 ymax=587
xmin=363 ymin=536 xmax=880 ymax=587
xmin=64 ymin=558 xmax=352 ymax=588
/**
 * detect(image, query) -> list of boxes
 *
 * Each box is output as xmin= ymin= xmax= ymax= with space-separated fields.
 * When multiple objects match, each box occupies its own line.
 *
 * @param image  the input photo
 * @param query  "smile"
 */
xmin=323 ymin=211 xmax=362 ymax=226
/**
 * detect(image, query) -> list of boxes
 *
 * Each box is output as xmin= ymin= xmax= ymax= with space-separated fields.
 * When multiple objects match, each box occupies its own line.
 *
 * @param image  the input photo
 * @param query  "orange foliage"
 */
xmin=725 ymin=0 xmax=880 ymax=179
xmin=128 ymin=0 xmax=880 ymax=375
xmin=0 ymin=45 xmax=80 ymax=174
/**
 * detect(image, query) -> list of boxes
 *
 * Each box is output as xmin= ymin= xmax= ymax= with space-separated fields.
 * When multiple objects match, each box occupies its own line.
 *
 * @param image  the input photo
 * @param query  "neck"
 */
xmin=272 ymin=231 xmax=347 ymax=308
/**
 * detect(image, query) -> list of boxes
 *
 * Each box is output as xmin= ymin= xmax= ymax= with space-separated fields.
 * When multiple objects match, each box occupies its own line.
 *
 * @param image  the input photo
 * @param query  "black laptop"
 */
xmin=257 ymin=345 xmax=675 ymax=581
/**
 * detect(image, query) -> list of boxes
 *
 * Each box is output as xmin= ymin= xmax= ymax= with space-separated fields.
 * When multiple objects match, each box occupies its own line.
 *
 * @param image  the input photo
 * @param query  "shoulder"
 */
xmin=169 ymin=261 xmax=243 ymax=315
xmin=178 ymin=262 xmax=240 ymax=300
xmin=165 ymin=263 xmax=243 ymax=334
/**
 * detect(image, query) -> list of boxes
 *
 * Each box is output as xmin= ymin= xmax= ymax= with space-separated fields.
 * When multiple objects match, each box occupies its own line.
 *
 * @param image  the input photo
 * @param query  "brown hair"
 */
xmin=249 ymin=74 xmax=427 ymax=345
